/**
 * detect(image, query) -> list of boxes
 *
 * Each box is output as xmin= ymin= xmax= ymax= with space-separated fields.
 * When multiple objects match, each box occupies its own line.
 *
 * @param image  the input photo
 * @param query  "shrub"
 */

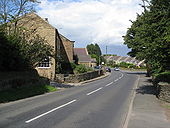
xmin=75 ymin=64 xmax=88 ymax=74
xmin=70 ymin=62 xmax=77 ymax=70
xmin=154 ymin=71 xmax=170 ymax=84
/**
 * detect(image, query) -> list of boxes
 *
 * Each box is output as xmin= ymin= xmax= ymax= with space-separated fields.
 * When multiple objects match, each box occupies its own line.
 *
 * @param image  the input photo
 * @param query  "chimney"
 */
xmin=44 ymin=18 xmax=48 ymax=22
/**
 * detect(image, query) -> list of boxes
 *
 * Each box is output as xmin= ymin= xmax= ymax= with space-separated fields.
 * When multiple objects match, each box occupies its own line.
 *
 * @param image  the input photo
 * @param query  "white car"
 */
xmin=114 ymin=67 xmax=120 ymax=71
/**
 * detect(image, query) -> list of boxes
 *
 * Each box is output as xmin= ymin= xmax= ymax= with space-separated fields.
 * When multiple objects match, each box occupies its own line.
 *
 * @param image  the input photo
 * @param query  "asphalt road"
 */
xmin=0 ymin=70 xmax=138 ymax=128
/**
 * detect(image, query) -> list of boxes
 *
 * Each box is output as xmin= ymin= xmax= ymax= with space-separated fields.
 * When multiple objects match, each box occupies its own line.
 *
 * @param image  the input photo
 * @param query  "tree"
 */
xmin=0 ymin=27 xmax=54 ymax=71
xmin=86 ymin=43 xmax=102 ymax=57
xmin=124 ymin=0 xmax=170 ymax=73
xmin=0 ymin=0 xmax=37 ymax=24
xmin=86 ymin=43 xmax=103 ymax=65
xmin=0 ymin=0 xmax=54 ymax=71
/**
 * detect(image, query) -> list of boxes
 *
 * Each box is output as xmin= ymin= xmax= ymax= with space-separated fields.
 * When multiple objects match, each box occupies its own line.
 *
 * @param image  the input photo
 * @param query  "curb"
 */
xmin=123 ymin=75 xmax=140 ymax=128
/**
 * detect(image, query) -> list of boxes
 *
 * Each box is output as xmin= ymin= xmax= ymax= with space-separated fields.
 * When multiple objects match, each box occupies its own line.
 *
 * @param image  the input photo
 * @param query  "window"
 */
xmin=38 ymin=57 xmax=50 ymax=68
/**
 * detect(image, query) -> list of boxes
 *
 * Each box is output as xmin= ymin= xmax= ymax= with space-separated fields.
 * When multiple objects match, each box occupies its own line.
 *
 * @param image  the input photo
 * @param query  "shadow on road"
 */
xmin=125 ymin=72 xmax=147 ymax=75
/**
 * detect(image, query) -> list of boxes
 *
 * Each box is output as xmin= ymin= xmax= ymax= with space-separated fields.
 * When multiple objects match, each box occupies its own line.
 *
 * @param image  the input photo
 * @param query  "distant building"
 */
xmin=73 ymin=48 xmax=96 ymax=67
xmin=104 ymin=55 xmax=145 ymax=67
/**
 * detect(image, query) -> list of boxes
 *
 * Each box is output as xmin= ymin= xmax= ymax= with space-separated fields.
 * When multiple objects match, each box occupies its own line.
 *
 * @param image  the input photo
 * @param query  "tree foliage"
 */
xmin=124 ymin=0 xmax=170 ymax=73
xmin=86 ymin=43 xmax=102 ymax=57
xmin=0 ymin=27 xmax=54 ymax=71
xmin=0 ymin=0 xmax=54 ymax=71
xmin=0 ymin=0 xmax=38 ymax=24
xmin=86 ymin=43 xmax=104 ymax=65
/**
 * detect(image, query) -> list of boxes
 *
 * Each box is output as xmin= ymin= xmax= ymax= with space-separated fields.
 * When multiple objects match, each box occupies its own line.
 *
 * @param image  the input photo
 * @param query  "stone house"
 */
xmin=74 ymin=48 xmax=96 ymax=67
xmin=18 ymin=13 xmax=73 ymax=80
xmin=59 ymin=34 xmax=74 ymax=72
xmin=91 ymin=58 xmax=97 ymax=67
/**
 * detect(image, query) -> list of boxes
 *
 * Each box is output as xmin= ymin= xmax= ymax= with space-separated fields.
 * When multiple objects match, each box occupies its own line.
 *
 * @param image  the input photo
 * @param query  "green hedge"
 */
xmin=74 ymin=64 xmax=93 ymax=74
xmin=154 ymin=72 xmax=170 ymax=84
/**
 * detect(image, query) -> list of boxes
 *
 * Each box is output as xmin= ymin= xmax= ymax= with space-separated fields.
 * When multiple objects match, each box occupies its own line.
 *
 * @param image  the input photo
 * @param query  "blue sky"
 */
xmin=36 ymin=0 xmax=143 ymax=56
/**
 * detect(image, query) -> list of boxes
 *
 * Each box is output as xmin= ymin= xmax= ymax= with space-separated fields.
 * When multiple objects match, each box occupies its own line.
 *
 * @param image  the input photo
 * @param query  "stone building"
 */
xmin=18 ymin=13 xmax=74 ymax=80
xmin=59 ymin=34 xmax=74 ymax=72
xmin=74 ymin=48 xmax=96 ymax=67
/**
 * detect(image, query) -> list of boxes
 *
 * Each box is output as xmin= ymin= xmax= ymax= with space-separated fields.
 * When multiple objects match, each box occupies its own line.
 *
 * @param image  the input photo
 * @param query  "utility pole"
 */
xmin=106 ymin=45 xmax=108 ymax=55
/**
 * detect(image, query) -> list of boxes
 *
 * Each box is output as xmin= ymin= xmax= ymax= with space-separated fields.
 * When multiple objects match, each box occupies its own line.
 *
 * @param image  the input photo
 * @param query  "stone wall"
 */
xmin=157 ymin=82 xmax=170 ymax=103
xmin=55 ymin=70 xmax=103 ymax=83
xmin=0 ymin=71 xmax=49 ymax=91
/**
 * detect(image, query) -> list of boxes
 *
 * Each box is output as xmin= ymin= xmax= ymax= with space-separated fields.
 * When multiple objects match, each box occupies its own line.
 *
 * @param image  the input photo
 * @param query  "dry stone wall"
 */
xmin=157 ymin=82 xmax=170 ymax=103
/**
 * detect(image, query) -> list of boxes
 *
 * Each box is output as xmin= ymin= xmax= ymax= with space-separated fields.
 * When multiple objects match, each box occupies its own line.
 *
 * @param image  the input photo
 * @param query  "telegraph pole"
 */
xmin=106 ymin=45 xmax=108 ymax=55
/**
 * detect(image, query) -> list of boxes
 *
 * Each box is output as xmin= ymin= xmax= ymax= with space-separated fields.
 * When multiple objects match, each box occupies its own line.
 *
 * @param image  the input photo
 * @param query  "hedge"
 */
xmin=154 ymin=71 xmax=170 ymax=84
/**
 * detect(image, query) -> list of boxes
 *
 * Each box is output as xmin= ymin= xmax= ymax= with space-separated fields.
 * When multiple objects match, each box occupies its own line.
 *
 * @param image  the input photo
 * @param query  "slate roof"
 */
xmin=74 ymin=48 xmax=91 ymax=62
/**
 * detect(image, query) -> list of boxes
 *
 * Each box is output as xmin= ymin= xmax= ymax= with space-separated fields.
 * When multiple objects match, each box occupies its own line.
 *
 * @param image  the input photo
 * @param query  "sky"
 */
xmin=36 ymin=0 xmax=143 ymax=56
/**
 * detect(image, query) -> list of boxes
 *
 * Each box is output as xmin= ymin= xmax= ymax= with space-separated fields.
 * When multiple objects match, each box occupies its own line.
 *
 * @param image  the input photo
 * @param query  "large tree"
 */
xmin=124 ymin=0 xmax=170 ymax=73
xmin=86 ymin=43 xmax=104 ymax=65
xmin=0 ymin=0 xmax=37 ymax=24
xmin=0 ymin=0 xmax=54 ymax=71
xmin=86 ymin=43 xmax=102 ymax=56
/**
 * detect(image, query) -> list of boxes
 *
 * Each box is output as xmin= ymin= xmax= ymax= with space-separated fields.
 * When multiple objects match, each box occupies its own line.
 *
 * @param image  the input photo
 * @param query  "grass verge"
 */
xmin=0 ymin=85 xmax=57 ymax=103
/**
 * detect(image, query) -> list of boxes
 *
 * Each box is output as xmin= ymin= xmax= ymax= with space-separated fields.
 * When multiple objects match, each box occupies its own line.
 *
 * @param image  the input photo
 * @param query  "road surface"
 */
xmin=0 ymin=70 xmax=138 ymax=128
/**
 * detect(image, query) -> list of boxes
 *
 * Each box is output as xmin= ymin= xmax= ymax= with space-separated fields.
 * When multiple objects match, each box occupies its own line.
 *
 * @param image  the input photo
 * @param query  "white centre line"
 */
xmin=114 ymin=79 xmax=119 ymax=82
xmin=25 ymin=99 xmax=77 ymax=123
xmin=86 ymin=87 xmax=103 ymax=96
xmin=115 ymin=73 xmax=124 ymax=82
xmin=105 ymin=82 xmax=113 ymax=87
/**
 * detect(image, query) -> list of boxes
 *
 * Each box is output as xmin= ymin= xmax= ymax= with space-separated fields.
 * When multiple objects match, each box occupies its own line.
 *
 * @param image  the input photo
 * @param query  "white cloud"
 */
xmin=37 ymin=0 xmax=143 ymax=47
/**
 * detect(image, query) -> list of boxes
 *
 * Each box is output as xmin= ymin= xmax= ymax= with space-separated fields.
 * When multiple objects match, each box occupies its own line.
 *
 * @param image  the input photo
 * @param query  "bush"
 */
xmin=118 ymin=62 xmax=136 ymax=68
xmin=154 ymin=71 xmax=170 ymax=84
xmin=70 ymin=62 xmax=77 ymax=70
xmin=75 ymin=64 xmax=88 ymax=74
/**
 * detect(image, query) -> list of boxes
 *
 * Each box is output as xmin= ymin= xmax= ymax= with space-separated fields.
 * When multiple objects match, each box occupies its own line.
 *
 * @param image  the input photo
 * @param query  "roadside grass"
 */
xmin=0 ymin=85 xmax=57 ymax=103
xmin=164 ymin=104 xmax=170 ymax=109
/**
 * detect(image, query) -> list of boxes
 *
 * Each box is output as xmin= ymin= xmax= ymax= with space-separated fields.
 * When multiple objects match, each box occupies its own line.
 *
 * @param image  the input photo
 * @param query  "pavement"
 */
xmin=126 ymin=74 xmax=170 ymax=128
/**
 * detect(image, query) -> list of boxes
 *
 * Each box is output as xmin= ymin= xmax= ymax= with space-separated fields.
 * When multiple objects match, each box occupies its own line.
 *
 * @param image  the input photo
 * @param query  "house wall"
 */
xmin=18 ymin=13 xmax=57 ymax=80
xmin=79 ymin=62 xmax=91 ymax=67
xmin=91 ymin=62 xmax=97 ymax=67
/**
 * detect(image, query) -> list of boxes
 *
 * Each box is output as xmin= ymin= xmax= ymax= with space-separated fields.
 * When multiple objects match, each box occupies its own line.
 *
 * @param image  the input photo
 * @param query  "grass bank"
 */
xmin=0 ymin=84 xmax=57 ymax=103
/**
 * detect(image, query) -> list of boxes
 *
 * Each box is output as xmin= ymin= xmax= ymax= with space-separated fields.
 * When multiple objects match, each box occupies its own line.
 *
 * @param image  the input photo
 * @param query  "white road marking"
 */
xmin=114 ymin=79 xmax=119 ymax=82
xmin=105 ymin=82 xmax=113 ymax=87
xmin=114 ymin=73 xmax=124 ymax=82
xmin=25 ymin=99 xmax=77 ymax=123
xmin=86 ymin=87 xmax=103 ymax=96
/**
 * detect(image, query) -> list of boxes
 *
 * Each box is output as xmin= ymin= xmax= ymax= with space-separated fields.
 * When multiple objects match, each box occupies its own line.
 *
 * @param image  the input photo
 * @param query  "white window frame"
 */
xmin=38 ymin=57 xmax=51 ymax=68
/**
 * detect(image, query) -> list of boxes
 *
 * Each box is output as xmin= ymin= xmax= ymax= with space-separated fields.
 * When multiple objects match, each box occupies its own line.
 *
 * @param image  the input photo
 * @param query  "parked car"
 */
xmin=106 ymin=67 xmax=111 ymax=72
xmin=114 ymin=67 xmax=120 ymax=71
xmin=94 ymin=66 xmax=101 ymax=70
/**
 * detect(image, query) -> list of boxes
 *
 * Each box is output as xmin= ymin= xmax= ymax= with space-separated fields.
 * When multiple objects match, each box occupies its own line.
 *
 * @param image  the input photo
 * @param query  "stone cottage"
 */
xmin=74 ymin=48 xmax=96 ymax=67
xmin=59 ymin=34 xmax=74 ymax=72
xmin=18 ymin=13 xmax=74 ymax=80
